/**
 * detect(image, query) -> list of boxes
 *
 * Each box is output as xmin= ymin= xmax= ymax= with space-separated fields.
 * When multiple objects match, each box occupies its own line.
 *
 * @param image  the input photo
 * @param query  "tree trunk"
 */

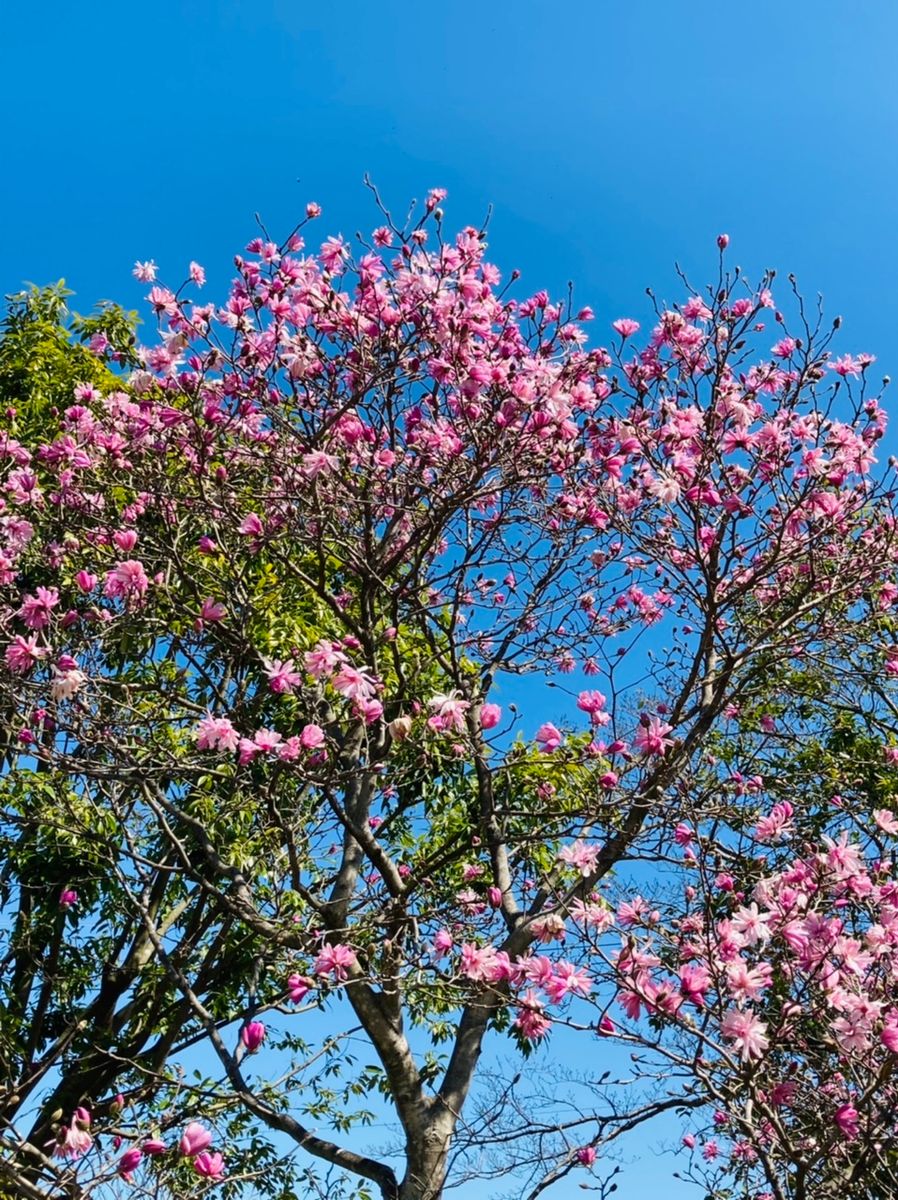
xmin=397 ymin=1112 xmax=454 ymax=1200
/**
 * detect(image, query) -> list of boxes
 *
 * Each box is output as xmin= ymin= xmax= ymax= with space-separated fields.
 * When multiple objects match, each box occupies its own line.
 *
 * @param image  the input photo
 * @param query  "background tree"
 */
xmin=0 ymin=195 xmax=896 ymax=1200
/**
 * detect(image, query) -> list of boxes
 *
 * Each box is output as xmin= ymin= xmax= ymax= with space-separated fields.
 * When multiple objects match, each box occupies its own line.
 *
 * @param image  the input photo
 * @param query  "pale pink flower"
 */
xmin=428 ymin=691 xmax=471 ymax=733
xmin=558 ymin=840 xmax=600 ymax=876
xmin=612 ymin=318 xmax=640 ymax=339
xmin=721 ymin=1009 xmax=769 ymax=1060
xmin=874 ymin=809 xmax=898 ymax=835
xmin=195 ymin=715 xmax=239 ymax=753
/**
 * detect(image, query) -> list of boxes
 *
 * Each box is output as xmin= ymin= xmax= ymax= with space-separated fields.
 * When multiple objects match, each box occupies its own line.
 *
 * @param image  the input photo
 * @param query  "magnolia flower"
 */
xmin=721 ymin=1009 xmax=769 ymax=1061
xmin=179 ymin=1122 xmax=213 ymax=1157
xmin=194 ymin=1151 xmax=225 ymax=1179
xmin=118 ymin=1148 xmax=142 ymax=1179
xmin=535 ymin=723 xmax=563 ymax=753
xmin=479 ymin=702 xmax=502 ymax=730
xmin=428 ymin=691 xmax=470 ymax=733
xmin=313 ymin=943 xmax=357 ymax=980
xmin=240 ymin=1021 xmax=265 ymax=1052
xmin=633 ymin=715 xmax=673 ymax=757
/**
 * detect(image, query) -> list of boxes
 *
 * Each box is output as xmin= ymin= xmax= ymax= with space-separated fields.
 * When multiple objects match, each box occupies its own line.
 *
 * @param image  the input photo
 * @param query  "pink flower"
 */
xmin=239 ymin=513 xmax=264 ymax=537
xmin=104 ymin=560 xmax=149 ymax=601
xmin=179 ymin=1122 xmax=213 ymax=1157
xmin=576 ymin=1146 xmax=597 ymax=1166
xmin=432 ymin=929 xmax=454 ymax=959
xmin=142 ymin=1139 xmax=167 ymax=1155
xmin=5 ymin=634 xmax=44 ymax=673
xmin=479 ymin=702 xmax=502 ymax=730
xmin=633 ymin=715 xmax=673 ymax=757
xmin=133 ymin=260 xmax=157 ymax=282
xmin=882 ymin=1017 xmax=898 ymax=1054
xmin=460 ymin=942 xmax=498 ymax=981
xmin=513 ymin=991 xmax=551 ymax=1041
xmin=721 ymin=1009 xmax=769 ymax=1060
xmin=302 ymin=450 xmax=340 ymax=477
xmin=189 ymin=261 xmax=206 ymax=286
xmin=304 ymin=640 xmax=346 ymax=678
xmin=333 ymin=665 xmax=378 ymax=703
xmin=428 ymin=691 xmax=470 ymax=733
xmin=75 ymin=570 xmax=98 ymax=592
xmin=829 ymin=354 xmax=863 ymax=378
xmin=196 ymin=715 xmax=239 ymax=753
xmin=612 ymin=318 xmax=640 ymax=339
xmin=320 ymin=236 xmax=348 ymax=272
xmin=717 ymin=233 xmax=730 ymax=250
xmin=200 ymin=598 xmax=226 ymax=623
xmin=19 ymin=586 xmax=59 ymax=629
xmin=287 ymin=974 xmax=313 ymax=1002
xmin=577 ymin=690 xmax=610 ymax=726
xmin=535 ymin=723 xmax=563 ymax=753
xmin=264 ymin=658 xmax=303 ymax=694
xmin=193 ymin=1151 xmax=225 ymax=1179
xmin=313 ymin=943 xmax=357 ymax=980
xmin=240 ymin=1021 xmax=265 ymax=1052
xmin=118 ymin=1148 xmax=142 ymax=1179
xmin=834 ymin=1103 xmax=859 ymax=1139
xmin=59 ymin=888 xmax=78 ymax=909
xmin=299 ymin=723 xmax=325 ymax=749
xmin=558 ymin=840 xmax=600 ymax=876
xmin=55 ymin=1108 xmax=93 ymax=1159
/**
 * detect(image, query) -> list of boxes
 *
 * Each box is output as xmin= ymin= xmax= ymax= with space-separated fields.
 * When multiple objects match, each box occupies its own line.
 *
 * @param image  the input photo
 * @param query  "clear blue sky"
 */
xmin=4 ymin=2 xmax=898 ymax=1196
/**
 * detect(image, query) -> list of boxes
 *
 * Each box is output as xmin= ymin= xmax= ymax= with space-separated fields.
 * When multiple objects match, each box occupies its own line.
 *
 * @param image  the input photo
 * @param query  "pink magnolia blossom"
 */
xmin=721 ymin=1009 xmax=769 ymax=1061
xmin=535 ymin=723 xmax=563 ymax=753
xmin=103 ymin=560 xmax=149 ymax=601
xmin=118 ymin=1148 xmax=142 ymax=1179
xmin=179 ymin=1122 xmax=213 ymax=1157
xmin=194 ymin=1151 xmax=225 ymax=1178
xmin=264 ymin=657 xmax=303 ymax=694
xmin=287 ymin=974 xmax=313 ymax=1003
xmin=240 ymin=1021 xmax=265 ymax=1052
xmin=196 ymin=715 xmax=240 ymax=753
xmin=313 ymin=943 xmax=357 ymax=980
xmin=633 ymin=715 xmax=673 ymax=757
xmin=479 ymin=702 xmax=502 ymax=730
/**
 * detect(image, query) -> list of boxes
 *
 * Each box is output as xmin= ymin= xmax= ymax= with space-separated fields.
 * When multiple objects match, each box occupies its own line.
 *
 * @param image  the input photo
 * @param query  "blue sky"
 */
xmin=4 ymin=2 xmax=898 ymax=1196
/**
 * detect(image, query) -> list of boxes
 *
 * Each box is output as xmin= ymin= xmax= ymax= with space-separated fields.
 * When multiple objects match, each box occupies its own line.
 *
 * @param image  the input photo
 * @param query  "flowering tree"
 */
xmin=1 ymin=191 xmax=896 ymax=1200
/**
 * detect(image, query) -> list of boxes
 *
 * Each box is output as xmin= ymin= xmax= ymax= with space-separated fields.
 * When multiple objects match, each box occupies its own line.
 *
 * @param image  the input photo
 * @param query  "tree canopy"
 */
xmin=1 ymin=195 xmax=897 ymax=1200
